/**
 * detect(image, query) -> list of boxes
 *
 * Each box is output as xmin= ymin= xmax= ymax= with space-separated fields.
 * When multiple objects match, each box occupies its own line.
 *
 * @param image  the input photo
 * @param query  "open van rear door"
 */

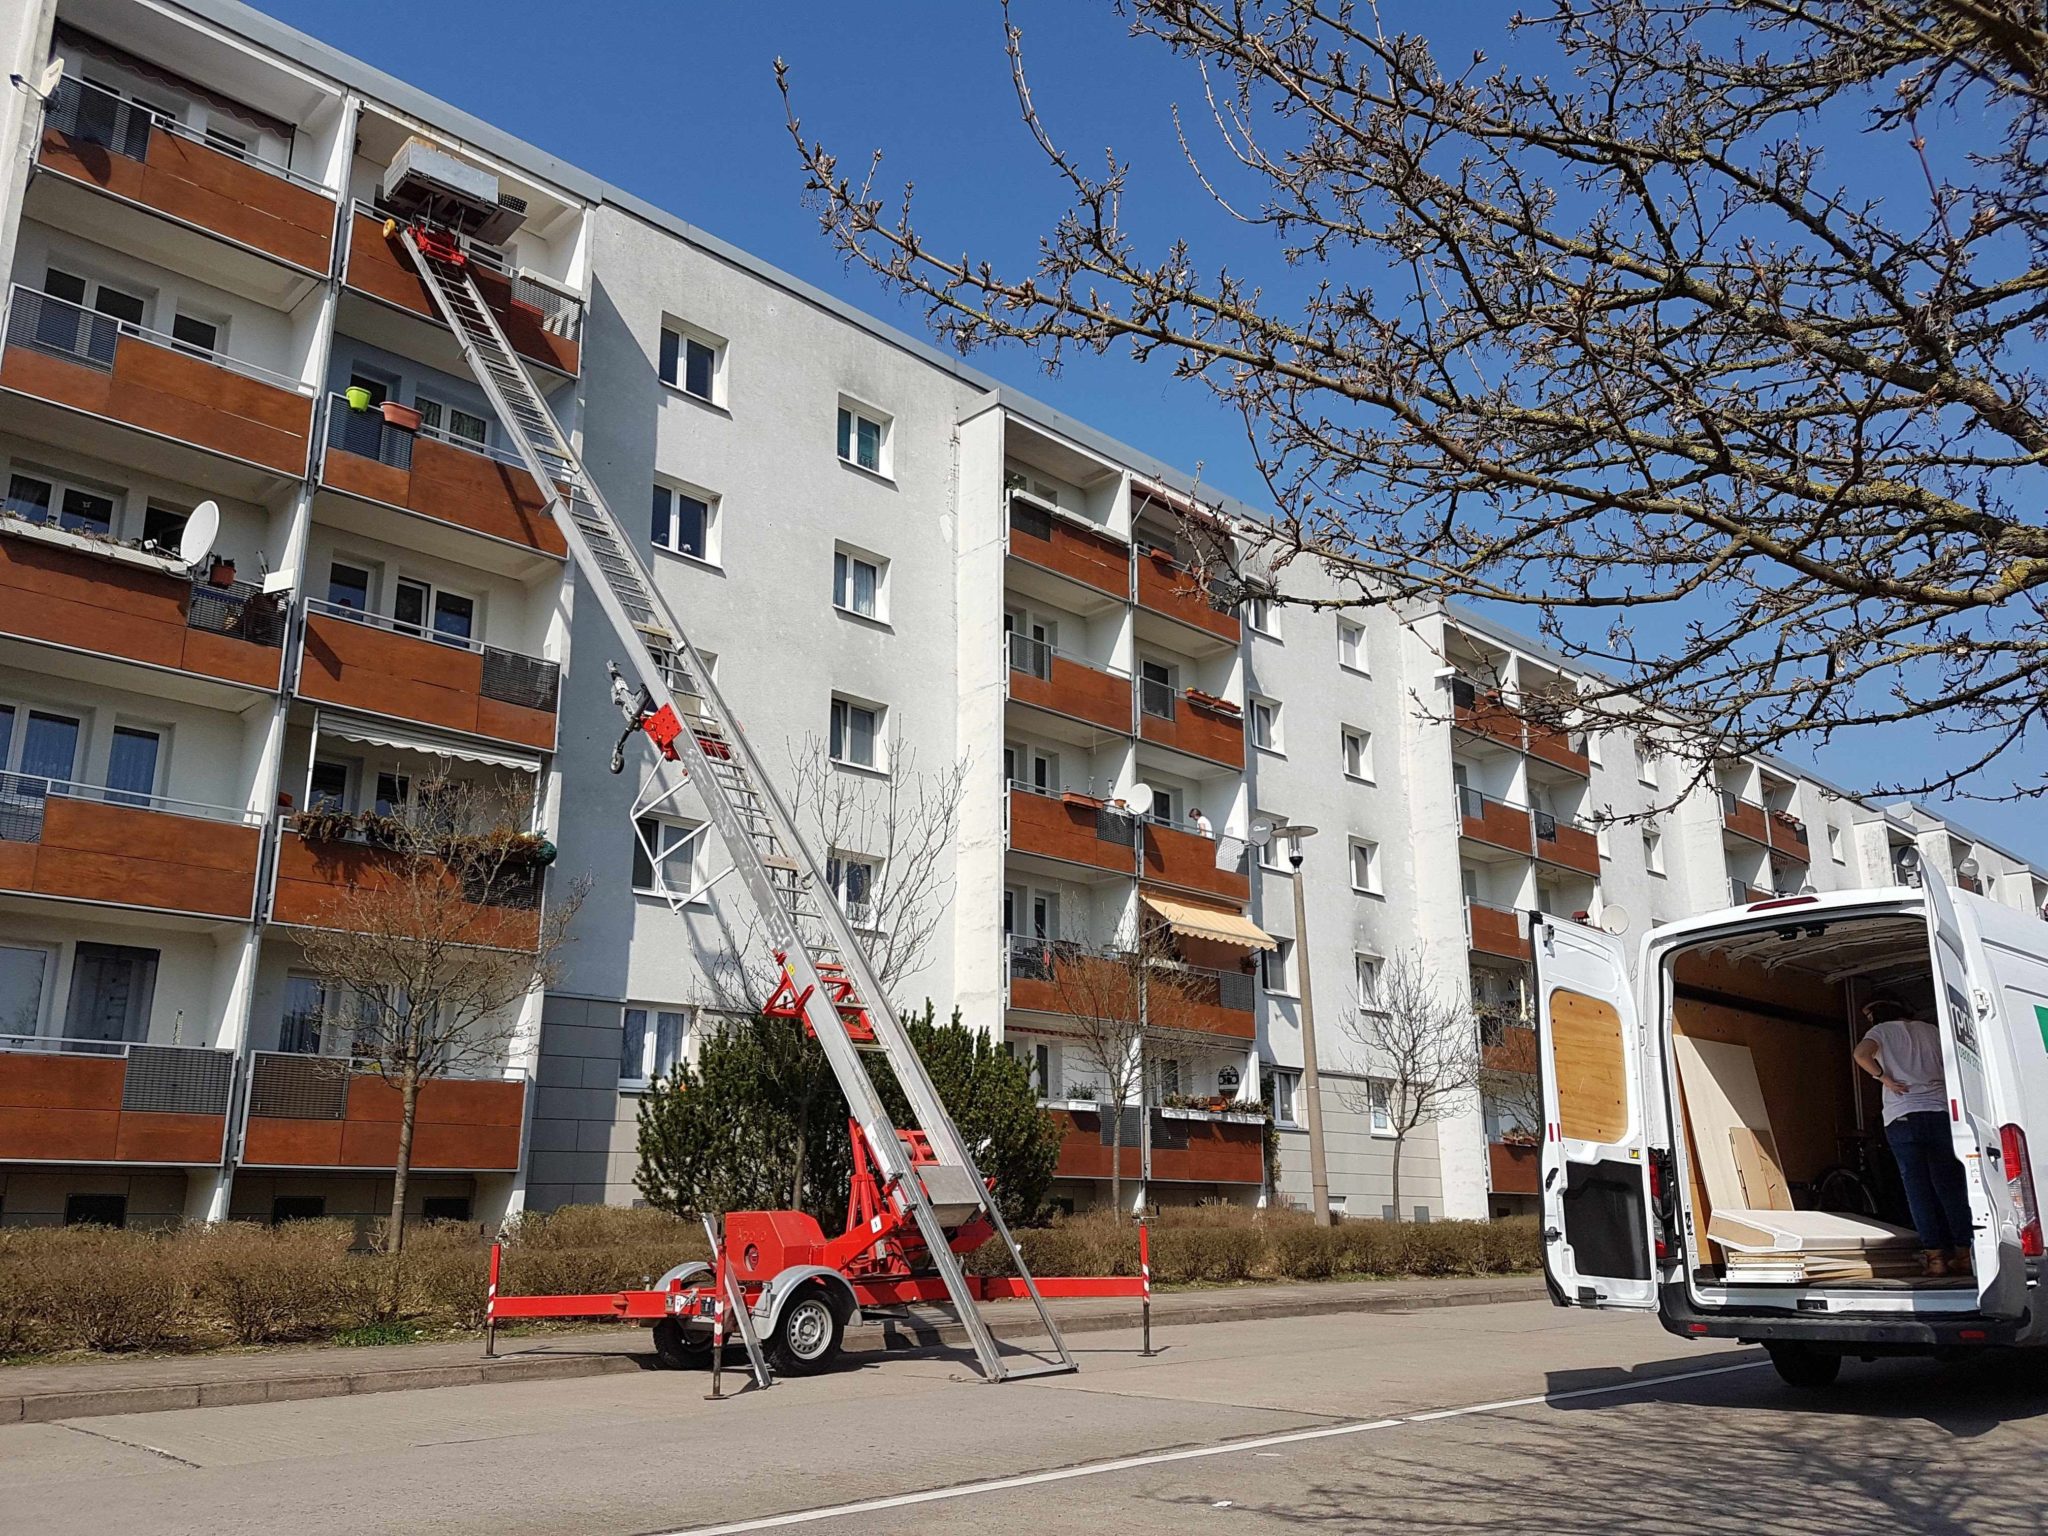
xmin=1923 ymin=872 xmax=2028 ymax=1317
xmin=1533 ymin=915 xmax=1657 ymax=1309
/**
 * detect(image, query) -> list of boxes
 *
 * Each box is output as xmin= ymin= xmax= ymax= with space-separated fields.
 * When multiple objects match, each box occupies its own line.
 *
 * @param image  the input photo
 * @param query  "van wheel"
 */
xmin=651 ymin=1316 xmax=710 ymax=1370
xmin=768 ymin=1288 xmax=846 ymax=1375
xmin=1768 ymin=1344 xmax=1842 ymax=1390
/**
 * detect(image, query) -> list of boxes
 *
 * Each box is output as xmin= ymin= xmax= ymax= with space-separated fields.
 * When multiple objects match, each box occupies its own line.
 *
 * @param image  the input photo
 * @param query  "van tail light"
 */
xmin=2000 ymin=1124 xmax=2043 ymax=1258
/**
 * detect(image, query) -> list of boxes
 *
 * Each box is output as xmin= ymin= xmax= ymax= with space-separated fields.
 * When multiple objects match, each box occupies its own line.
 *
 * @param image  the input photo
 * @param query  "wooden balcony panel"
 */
xmin=6 ymin=798 xmax=262 ymax=919
xmin=244 ymin=1073 xmax=524 ymax=1171
xmin=1135 ymin=551 xmax=1241 ymax=642
xmin=1007 ymin=789 xmax=1136 ymax=877
xmin=39 ymin=123 xmax=336 ymax=273
xmin=324 ymin=435 xmax=567 ymax=556
xmin=0 ymin=337 xmax=311 ymax=476
xmin=1142 ymin=824 xmax=1251 ymax=904
xmin=1461 ymin=797 xmax=1534 ymax=855
xmin=1722 ymin=798 xmax=1771 ymax=845
xmin=1151 ymin=1117 xmax=1265 ymax=1184
xmin=1139 ymin=700 xmax=1246 ymax=769
xmin=1006 ymin=509 xmax=1130 ymax=598
xmin=345 ymin=211 xmax=579 ymax=374
xmin=1454 ymin=692 xmax=1524 ymax=750
xmin=1008 ymin=655 xmax=1132 ymax=736
xmin=1526 ymin=721 xmax=1590 ymax=775
xmin=297 ymin=612 xmax=556 ymax=751
xmin=1769 ymin=815 xmax=1811 ymax=864
xmin=1489 ymin=1140 xmax=1540 ymax=1195
xmin=1052 ymin=1107 xmax=1140 ymax=1182
xmin=1536 ymin=822 xmax=1601 ymax=877
xmin=0 ymin=1051 xmax=228 ymax=1163
xmin=1468 ymin=903 xmax=1532 ymax=961
xmin=271 ymin=831 xmax=543 ymax=951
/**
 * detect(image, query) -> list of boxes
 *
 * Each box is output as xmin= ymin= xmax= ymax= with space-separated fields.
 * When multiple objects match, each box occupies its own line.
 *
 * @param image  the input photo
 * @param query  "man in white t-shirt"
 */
xmin=1853 ymin=995 xmax=1974 ymax=1274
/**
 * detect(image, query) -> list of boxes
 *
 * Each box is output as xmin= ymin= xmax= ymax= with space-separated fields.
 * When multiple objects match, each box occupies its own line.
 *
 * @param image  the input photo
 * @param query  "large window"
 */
xmin=327 ymin=561 xmax=372 ymax=612
xmin=830 ymin=695 xmax=883 ymax=770
xmin=0 ymin=705 xmax=81 ymax=793
xmin=652 ymin=483 xmax=716 ymax=563
xmin=0 ymin=942 xmax=51 ymax=1039
xmin=106 ymin=726 xmax=162 ymax=806
xmin=833 ymin=547 xmax=884 ymax=620
xmin=620 ymin=1005 xmax=688 ymax=1087
xmin=632 ymin=815 xmax=701 ymax=898
xmin=837 ymin=401 xmax=890 ymax=475
xmin=5 ymin=469 xmax=119 ymax=537
xmin=64 ymin=942 xmax=159 ymax=1046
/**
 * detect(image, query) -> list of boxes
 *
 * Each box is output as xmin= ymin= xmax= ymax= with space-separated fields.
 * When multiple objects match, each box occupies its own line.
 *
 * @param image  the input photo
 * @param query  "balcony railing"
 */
xmin=188 ymin=576 xmax=288 ymax=647
xmin=1459 ymin=785 xmax=1535 ymax=853
xmin=303 ymin=597 xmax=560 ymax=715
xmin=0 ymin=769 xmax=259 ymax=842
xmin=44 ymin=75 xmax=329 ymax=193
xmin=347 ymin=202 xmax=584 ymax=353
xmin=0 ymin=1034 xmax=237 ymax=1164
xmin=324 ymin=392 xmax=533 ymax=474
xmin=241 ymin=1050 xmax=526 ymax=1171
xmin=1730 ymin=878 xmax=1772 ymax=905
xmin=5 ymin=284 xmax=307 ymax=394
xmin=1465 ymin=901 xmax=1532 ymax=960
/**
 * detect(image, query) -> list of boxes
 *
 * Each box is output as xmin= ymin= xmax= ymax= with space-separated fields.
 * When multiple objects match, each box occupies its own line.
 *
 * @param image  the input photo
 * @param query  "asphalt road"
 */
xmin=3 ymin=1299 xmax=2043 ymax=1535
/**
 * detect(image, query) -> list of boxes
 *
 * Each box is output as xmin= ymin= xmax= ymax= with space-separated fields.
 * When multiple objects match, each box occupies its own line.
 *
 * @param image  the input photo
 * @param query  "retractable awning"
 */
xmin=316 ymin=713 xmax=541 ymax=774
xmin=1142 ymin=894 xmax=1277 ymax=951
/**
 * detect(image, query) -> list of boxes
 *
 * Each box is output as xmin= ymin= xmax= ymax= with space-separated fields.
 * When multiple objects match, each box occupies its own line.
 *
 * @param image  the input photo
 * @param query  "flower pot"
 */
xmin=380 ymin=401 xmax=423 ymax=432
xmin=207 ymin=559 xmax=237 ymax=588
xmin=345 ymin=385 xmax=374 ymax=412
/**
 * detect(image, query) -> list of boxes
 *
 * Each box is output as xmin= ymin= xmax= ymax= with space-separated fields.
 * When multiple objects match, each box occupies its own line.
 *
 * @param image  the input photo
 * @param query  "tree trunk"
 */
xmin=1389 ymin=1131 xmax=1404 ymax=1225
xmin=389 ymin=1064 xmax=420 ymax=1255
xmin=1108 ymin=1096 xmax=1123 ymax=1219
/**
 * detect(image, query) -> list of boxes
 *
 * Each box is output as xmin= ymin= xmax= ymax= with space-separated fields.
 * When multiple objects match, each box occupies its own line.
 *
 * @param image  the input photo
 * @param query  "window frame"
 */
xmin=651 ymin=481 xmax=720 ymax=566
xmin=5 ymin=463 xmax=126 ymax=540
xmin=1267 ymin=1068 xmax=1302 ymax=1127
xmin=1337 ymin=618 xmax=1368 ymax=674
xmin=832 ymin=544 xmax=887 ymax=622
xmin=631 ymin=814 xmax=705 ymax=902
xmin=1349 ymin=837 xmax=1383 ymax=895
xmin=1340 ymin=725 xmax=1374 ymax=783
xmin=829 ymin=694 xmax=886 ymax=772
xmin=1367 ymin=1079 xmax=1396 ymax=1137
xmin=1249 ymin=695 xmax=1282 ymax=753
xmin=659 ymin=322 xmax=728 ymax=407
xmin=1244 ymin=591 xmax=1276 ymax=635
xmin=836 ymin=398 xmax=893 ymax=478
xmin=1643 ymin=824 xmax=1666 ymax=876
xmin=618 ymin=1003 xmax=690 ymax=1090
xmin=1261 ymin=936 xmax=1296 ymax=996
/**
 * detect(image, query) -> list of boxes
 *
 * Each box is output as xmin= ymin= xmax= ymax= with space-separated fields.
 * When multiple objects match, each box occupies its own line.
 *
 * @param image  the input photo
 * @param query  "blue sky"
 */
xmin=247 ymin=0 xmax=2043 ymax=862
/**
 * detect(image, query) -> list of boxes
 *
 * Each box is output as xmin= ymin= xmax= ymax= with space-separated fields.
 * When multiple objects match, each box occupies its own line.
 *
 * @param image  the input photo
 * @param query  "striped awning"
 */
xmin=1142 ymin=894 xmax=1276 ymax=952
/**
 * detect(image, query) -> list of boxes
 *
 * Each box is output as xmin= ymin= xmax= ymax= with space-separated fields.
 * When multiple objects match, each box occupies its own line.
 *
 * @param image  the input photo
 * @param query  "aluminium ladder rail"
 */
xmin=394 ymin=225 xmax=1074 ymax=1383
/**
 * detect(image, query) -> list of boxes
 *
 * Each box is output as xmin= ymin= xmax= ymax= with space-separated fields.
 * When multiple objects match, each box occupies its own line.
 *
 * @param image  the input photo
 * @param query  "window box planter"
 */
xmin=380 ymin=401 xmax=423 ymax=432
xmin=1184 ymin=689 xmax=1240 ymax=717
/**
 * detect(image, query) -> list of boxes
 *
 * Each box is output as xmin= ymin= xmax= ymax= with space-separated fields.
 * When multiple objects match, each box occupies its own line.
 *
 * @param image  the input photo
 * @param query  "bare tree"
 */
xmin=1476 ymin=1003 xmax=1545 ymax=1145
xmin=1340 ymin=952 xmax=1481 ymax=1222
xmin=290 ymin=773 xmax=585 ymax=1253
xmin=784 ymin=1 xmax=2048 ymax=802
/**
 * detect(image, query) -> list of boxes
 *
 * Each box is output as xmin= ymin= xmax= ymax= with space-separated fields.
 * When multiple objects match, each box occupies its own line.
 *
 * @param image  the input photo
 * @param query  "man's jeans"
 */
xmin=1885 ymin=1110 xmax=1975 ymax=1251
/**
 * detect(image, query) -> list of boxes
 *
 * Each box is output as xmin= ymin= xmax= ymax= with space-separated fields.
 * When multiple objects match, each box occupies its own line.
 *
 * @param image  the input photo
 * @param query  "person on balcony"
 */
xmin=1188 ymin=807 xmax=1213 ymax=838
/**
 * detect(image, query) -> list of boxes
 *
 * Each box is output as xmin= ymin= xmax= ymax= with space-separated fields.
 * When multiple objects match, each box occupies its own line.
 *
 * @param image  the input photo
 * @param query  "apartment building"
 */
xmin=1 ymin=0 xmax=2041 ymax=1231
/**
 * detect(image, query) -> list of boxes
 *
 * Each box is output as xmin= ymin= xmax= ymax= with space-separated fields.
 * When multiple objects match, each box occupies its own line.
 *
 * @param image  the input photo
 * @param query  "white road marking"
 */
xmin=659 ymin=1356 xmax=1770 ymax=1535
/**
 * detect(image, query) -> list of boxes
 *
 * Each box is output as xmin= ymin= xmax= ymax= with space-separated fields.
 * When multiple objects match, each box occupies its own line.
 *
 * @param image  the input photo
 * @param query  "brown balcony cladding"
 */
xmin=1006 ymin=639 xmax=1132 ymax=736
xmin=0 ymin=533 xmax=288 ymax=688
xmin=1009 ymin=942 xmax=1255 ymax=1043
xmin=240 ymin=1053 xmax=524 ymax=1171
xmin=1139 ymin=688 xmax=1246 ymax=770
xmin=0 ymin=792 xmax=261 ymax=919
xmin=1008 ymin=787 xmax=1139 ymax=877
xmin=1489 ymin=1139 xmax=1540 ymax=1195
xmin=1768 ymin=810 xmax=1811 ymax=864
xmin=1050 ymin=1106 xmax=1264 ymax=1184
xmin=0 ymin=1043 xmax=235 ymax=1164
xmin=322 ymin=400 xmax=568 ymax=557
xmin=1135 ymin=546 xmax=1241 ymax=643
xmin=1467 ymin=901 xmax=1532 ymax=961
xmin=1535 ymin=816 xmax=1600 ymax=877
xmin=296 ymin=607 xmax=558 ymax=752
xmin=1460 ymin=788 xmax=1534 ymax=855
xmin=37 ymin=77 xmax=336 ymax=274
xmin=2 ymin=289 xmax=314 ymax=476
xmin=1142 ymin=826 xmax=1251 ymax=904
xmin=1005 ymin=494 xmax=1129 ymax=598
xmin=344 ymin=209 xmax=581 ymax=375
xmin=1721 ymin=793 xmax=1771 ymax=846
xmin=1526 ymin=718 xmax=1591 ymax=775
xmin=1451 ymin=679 xmax=1525 ymax=750
xmin=271 ymin=827 xmax=545 ymax=950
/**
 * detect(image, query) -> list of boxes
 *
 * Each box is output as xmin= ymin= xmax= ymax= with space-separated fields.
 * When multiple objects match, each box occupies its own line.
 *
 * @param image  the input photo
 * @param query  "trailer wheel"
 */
xmin=767 ymin=1287 xmax=845 ymax=1375
xmin=651 ymin=1316 xmax=710 ymax=1371
xmin=1767 ymin=1344 xmax=1842 ymax=1390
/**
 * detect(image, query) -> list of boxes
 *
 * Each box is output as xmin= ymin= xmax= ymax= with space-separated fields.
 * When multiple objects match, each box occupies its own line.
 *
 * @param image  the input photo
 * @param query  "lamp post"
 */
xmin=1276 ymin=823 xmax=1331 ymax=1225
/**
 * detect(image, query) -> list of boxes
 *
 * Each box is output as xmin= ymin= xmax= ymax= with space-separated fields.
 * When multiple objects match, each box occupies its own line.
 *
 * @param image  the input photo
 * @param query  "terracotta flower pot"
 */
xmin=380 ymin=401 xmax=423 ymax=431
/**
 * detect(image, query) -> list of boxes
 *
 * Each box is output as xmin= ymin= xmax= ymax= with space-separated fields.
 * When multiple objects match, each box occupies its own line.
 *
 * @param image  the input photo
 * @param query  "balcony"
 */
xmin=35 ymin=77 xmax=336 ymax=276
xmin=1007 ymin=937 xmax=1255 ymax=1041
xmin=270 ymin=825 xmax=544 ymax=950
xmin=0 ymin=1037 xmax=236 ymax=1165
xmin=1534 ymin=813 xmax=1600 ymax=876
xmin=1 ymin=286 xmax=315 ymax=480
xmin=343 ymin=207 xmax=583 ymax=377
xmin=320 ymin=396 xmax=567 ymax=559
xmin=1134 ymin=544 xmax=1241 ymax=644
xmin=1005 ymin=492 xmax=1129 ymax=600
xmin=296 ymin=602 xmax=560 ymax=752
xmin=240 ymin=1052 xmax=525 ymax=1171
xmin=0 ymin=523 xmax=287 ymax=690
xmin=1138 ymin=680 xmax=1246 ymax=770
xmin=1007 ymin=784 xmax=1138 ymax=878
xmin=1142 ymin=822 xmax=1250 ymax=904
xmin=1768 ymin=810 xmax=1810 ymax=864
xmin=1720 ymin=792 xmax=1771 ymax=846
xmin=1451 ymin=679 xmax=1524 ymax=751
xmin=1488 ymin=1139 xmax=1540 ymax=1196
xmin=1459 ymin=786 xmax=1534 ymax=857
xmin=1005 ymin=634 xmax=1132 ymax=737
xmin=0 ymin=775 xmax=263 ymax=920
xmin=1729 ymin=878 xmax=1773 ymax=905
xmin=1466 ymin=901 xmax=1531 ymax=961
xmin=1049 ymin=1105 xmax=1264 ymax=1185
xmin=1526 ymin=719 xmax=1590 ymax=776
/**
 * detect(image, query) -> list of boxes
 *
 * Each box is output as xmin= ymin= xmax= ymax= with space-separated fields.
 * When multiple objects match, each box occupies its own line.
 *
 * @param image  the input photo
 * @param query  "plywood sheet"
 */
xmin=1550 ymin=988 xmax=1627 ymax=1144
xmin=1673 ymin=1035 xmax=1780 ymax=1215
xmin=1730 ymin=1126 xmax=1791 ymax=1210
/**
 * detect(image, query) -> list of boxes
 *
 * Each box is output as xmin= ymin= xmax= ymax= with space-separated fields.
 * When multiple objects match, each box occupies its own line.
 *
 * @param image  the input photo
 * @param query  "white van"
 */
xmin=1535 ymin=872 xmax=2046 ymax=1387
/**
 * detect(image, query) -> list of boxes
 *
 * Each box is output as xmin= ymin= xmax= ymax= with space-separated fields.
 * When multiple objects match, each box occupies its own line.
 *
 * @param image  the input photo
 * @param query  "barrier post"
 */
xmin=483 ymin=1240 xmax=502 ymax=1359
xmin=705 ymin=1252 xmax=727 ymax=1402
xmin=1139 ymin=1219 xmax=1154 ymax=1357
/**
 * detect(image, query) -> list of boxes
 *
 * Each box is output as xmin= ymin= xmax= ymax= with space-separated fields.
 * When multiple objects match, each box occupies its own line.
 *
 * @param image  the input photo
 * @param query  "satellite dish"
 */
xmin=37 ymin=61 xmax=66 ymax=98
xmin=178 ymin=500 xmax=220 ymax=568
xmin=1125 ymin=782 xmax=1155 ymax=818
xmin=1249 ymin=819 xmax=1274 ymax=848
xmin=1599 ymin=904 xmax=1631 ymax=936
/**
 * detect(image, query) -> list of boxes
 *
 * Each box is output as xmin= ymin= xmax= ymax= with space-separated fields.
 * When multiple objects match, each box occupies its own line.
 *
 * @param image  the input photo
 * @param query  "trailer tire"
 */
xmin=652 ymin=1316 xmax=710 ymax=1371
xmin=1767 ymin=1344 xmax=1842 ymax=1391
xmin=767 ymin=1286 xmax=846 ymax=1375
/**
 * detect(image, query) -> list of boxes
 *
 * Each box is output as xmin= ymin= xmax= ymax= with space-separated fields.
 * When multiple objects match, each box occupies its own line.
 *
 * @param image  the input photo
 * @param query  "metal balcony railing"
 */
xmin=323 ymin=393 xmax=534 ymax=475
xmin=0 ymin=768 xmax=259 ymax=843
xmin=1005 ymin=934 xmax=1255 ymax=1012
xmin=43 ymin=75 xmax=330 ymax=193
xmin=303 ymin=597 xmax=560 ymax=714
xmin=4 ymin=284 xmax=311 ymax=394
xmin=0 ymin=1033 xmax=235 ymax=1112
xmin=189 ymin=576 xmax=287 ymax=647
xmin=246 ymin=1049 xmax=526 ymax=1121
xmin=1137 ymin=541 xmax=1238 ymax=614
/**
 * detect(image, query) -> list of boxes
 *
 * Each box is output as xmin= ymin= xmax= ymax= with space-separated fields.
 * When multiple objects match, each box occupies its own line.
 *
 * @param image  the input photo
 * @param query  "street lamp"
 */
xmin=1274 ymin=823 xmax=1331 ymax=1226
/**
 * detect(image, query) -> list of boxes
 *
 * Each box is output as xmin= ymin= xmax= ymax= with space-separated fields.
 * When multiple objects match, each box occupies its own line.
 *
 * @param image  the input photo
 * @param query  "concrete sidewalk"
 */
xmin=0 ymin=1274 xmax=1543 ymax=1424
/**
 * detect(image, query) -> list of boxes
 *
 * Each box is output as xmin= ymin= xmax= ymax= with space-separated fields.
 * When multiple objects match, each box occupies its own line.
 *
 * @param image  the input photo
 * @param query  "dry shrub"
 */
xmin=184 ymin=1220 xmax=357 ymax=1344
xmin=1 ymin=1227 xmax=186 ymax=1353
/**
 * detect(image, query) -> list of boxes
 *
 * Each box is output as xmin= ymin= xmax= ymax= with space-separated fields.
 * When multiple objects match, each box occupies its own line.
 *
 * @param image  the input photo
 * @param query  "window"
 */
xmin=659 ymin=325 xmax=724 ymax=404
xmin=1267 ymin=1069 xmax=1300 ymax=1126
xmin=204 ymin=126 xmax=249 ymax=159
xmin=106 ymin=726 xmax=161 ymax=806
xmin=1349 ymin=838 xmax=1382 ymax=894
xmin=1257 ymin=818 xmax=1287 ymax=870
xmin=373 ymin=771 xmax=410 ymax=818
xmin=1585 ymin=728 xmax=1603 ymax=767
xmin=829 ymin=695 xmax=883 ymax=769
xmin=1138 ymin=658 xmax=1175 ymax=718
xmin=2 ymin=706 xmax=82 ymax=795
xmin=64 ymin=943 xmax=158 ymax=1045
xmin=837 ymin=402 xmax=889 ymax=475
xmin=1245 ymin=592 xmax=1275 ymax=634
xmin=651 ymin=484 xmax=716 ymax=562
xmin=271 ymin=1195 xmax=327 ymax=1224
xmin=833 ymin=547 xmax=884 ymax=620
xmin=307 ymin=760 xmax=349 ymax=813
xmin=281 ymin=974 xmax=333 ymax=1055
xmin=620 ymin=1005 xmax=688 ymax=1086
xmin=1596 ymin=822 xmax=1612 ymax=860
xmin=1367 ymin=1079 xmax=1395 ymax=1136
xmin=64 ymin=1194 xmax=127 ymax=1228
xmin=1643 ymin=825 xmax=1666 ymax=875
xmin=1354 ymin=954 xmax=1382 ymax=1009
xmin=0 ymin=942 xmax=51 ymax=1038
xmin=632 ymin=816 xmax=701 ymax=898
xmin=1337 ymin=619 xmax=1367 ymax=673
xmin=170 ymin=311 xmax=219 ymax=359
xmin=393 ymin=579 xmax=476 ymax=644
xmin=141 ymin=502 xmax=189 ymax=550
xmin=1154 ymin=1057 xmax=1182 ymax=1101
xmin=327 ymin=561 xmax=372 ymax=612
xmin=1262 ymin=936 xmax=1296 ymax=994
xmin=5 ymin=470 xmax=119 ymax=537
xmin=1828 ymin=824 xmax=1845 ymax=864
xmin=418 ymin=396 xmax=488 ymax=447
xmin=1249 ymin=696 xmax=1281 ymax=752
xmin=421 ymin=1195 xmax=473 ymax=1224
xmin=827 ymin=853 xmax=878 ymax=925
xmin=1341 ymin=726 xmax=1373 ymax=782
xmin=1634 ymin=736 xmax=1659 ymax=788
